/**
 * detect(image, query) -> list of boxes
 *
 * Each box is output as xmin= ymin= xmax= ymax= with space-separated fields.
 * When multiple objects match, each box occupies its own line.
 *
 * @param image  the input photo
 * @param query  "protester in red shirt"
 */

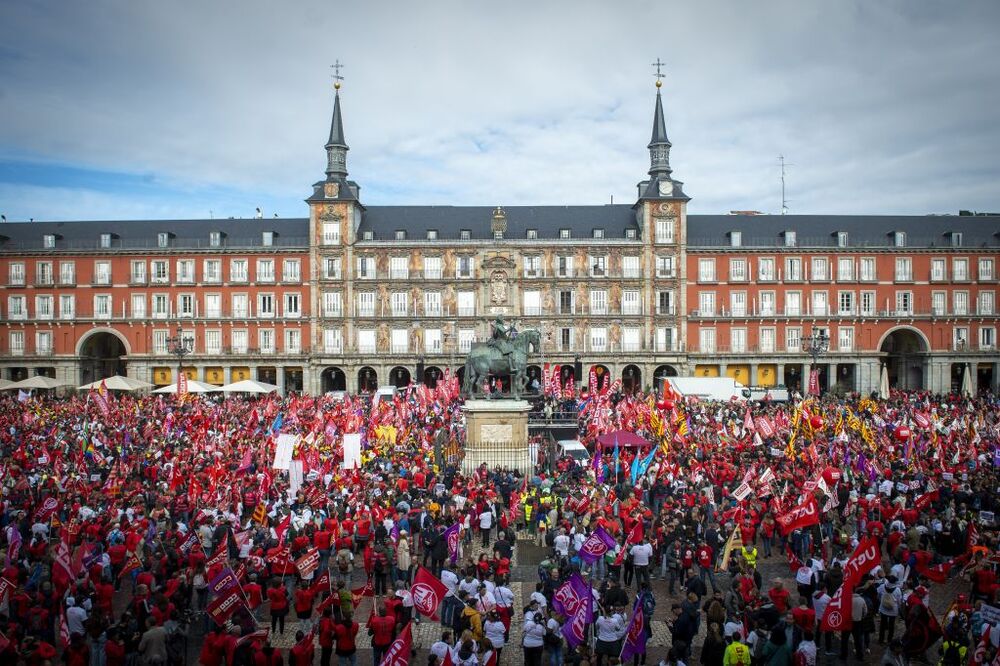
xmin=367 ymin=604 xmax=397 ymax=665
xmin=334 ymin=612 xmax=360 ymax=663
xmin=293 ymin=581 xmax=316 ymax=634
xmin=266 ymin=581 xmax=288 ymax=635
xmin=288 ymin=630 xmax=315 ymax=666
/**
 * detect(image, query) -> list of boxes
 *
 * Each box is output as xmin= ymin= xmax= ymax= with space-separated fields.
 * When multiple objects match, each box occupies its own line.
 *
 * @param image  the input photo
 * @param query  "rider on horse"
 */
xmin=489 ymin=316 xmax=518 ymax=358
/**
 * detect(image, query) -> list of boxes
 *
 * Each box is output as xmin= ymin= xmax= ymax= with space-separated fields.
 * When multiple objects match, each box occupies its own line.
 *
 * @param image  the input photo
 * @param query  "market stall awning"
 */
xmin=596 ymin=430 xmax=650 ymax=448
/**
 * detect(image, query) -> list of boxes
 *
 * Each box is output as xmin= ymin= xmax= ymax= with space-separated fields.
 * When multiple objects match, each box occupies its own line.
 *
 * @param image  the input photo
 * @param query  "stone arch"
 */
xmin=876 ymin=326 xmax=930 ymax=354
xmin=321 ymin=367 xmax=347 ymax=393
xmin=77 ymin=329 xmax=129 ymax=385
xmin=76 ymin=327 xmax=132 ymax=356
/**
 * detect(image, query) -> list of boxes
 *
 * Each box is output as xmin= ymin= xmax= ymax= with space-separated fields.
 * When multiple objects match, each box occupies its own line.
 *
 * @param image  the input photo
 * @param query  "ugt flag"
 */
xmin=444 ymin=523 xmax=461 ymax=564
xmin=410 ymin=566 xmax=447 ymax=621
xmin=552 ymin=573 xmax=594 ymax=622
xmin=578 ymin=526 xmax=617 ymax=564
xmin=620 ymin=594 xmax=649 ymax=661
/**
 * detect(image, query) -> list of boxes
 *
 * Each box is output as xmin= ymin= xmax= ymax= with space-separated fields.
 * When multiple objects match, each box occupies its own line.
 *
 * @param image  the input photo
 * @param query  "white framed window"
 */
xmin=425 ymin=328 xmax=442 ymax=353
xmin=389 ymin=257 xmax=409 ymax=279
xmin=786 ymin=327 xmax=802 ymax=352
xmin=559 ymin=327 xmax=575 ymax=352
xmin=458 ymin=328 xmax=476 ymax=352
xmin=356 ymin=292 xmax=375 ymax=317
xmin=424 ymin=292 xmax=442 ymax=317
xmin=759 ymin=326 xmax=776 ymax=353
xmin=731 ymin=327 xmax=747 ymax=353
xmin=622 ymin=290 xmax=641 ymax=315
xmin=837 ymin=231 xmax=849 ymax=248
xmin=622 ymin=256 xmax=641 ymax=279
xmin=456 ymin=256 xmax=474 ymax=278
xmin=94 ymin=294 xmax=112 ymax=319
xmin=838 ymin=290 xmax=855 ymax=315
xmin=230 ymin=259 xmax=248 ymax=282
xmin=94 ymin=261 xmax=112 ymax=285
xmin=860 ymin=291 xmax=876 ymax=316
xmin=784 ymin=231 xmax=797 ymax=247
xmin=656 ymin=326 xmax=674 ymax=352
xmin=174 ymin=259 xmax=193 ymax=284
xmin=657 ymin=291 xmax=673 ymax=315
xmin=395 ymin=230 xmax=407 ymax=241
xmin=151 ymin=260 xmax=169 ymax=284
xmin=931 ymin=258 xmax=946 ymax=281
xmin=524 ymin=256 xmax=541 ymax=277
xmin=324 ymin=329 xmax=343 ymax=353
xmin=177 ymin=293 xmax=195 ymax=318
xmin=323 ymin=292 xmax=343 ymax=317
xmin=760 ymin=291 xmax=776 ymax=315
xmin=257 ymin=293 xmax=275 ymax=318
xmin=209 ymin=231 xmax=222 ymax=248
xmin=42 ymin=234 xmax=56 ymax=249
xmin=785 ymin=257 xmax=802 ymax=281
xmin=655 ymin=256 xmax=673 ymax=278
xmin=811 ymin=290 xmax=828 ymax=316
xmin=322 ymin=221 xmax=340 ymax=245
xmin=262 ymin=231 xmax=274 ymax=247
xmin=523 ymin=290 xmax=541 ymax=316
xmin=457 ymin=291 xmax=475 ymax=316
xmin=152 ymin=294 xmax=169 ymax=318
xmin=953 ymin=258 xmax=969 ymax=281
xmin=838 ymin=326 xmax=854 ymax=352
xmin=954 ymin=291 xmax=968 ymax=315
xmin=391 ymin=328 xmax=408 ymax=353
xmin=729 ymin=259 xmax=747 ymax=282
xmin=655 ymin=218 xmax=674 ymax=243
xmin=893 ymin=231 xmax=906 ymax=247
xmin=951 ymin=232 xmax=963 ymax=248
xmin=424 ymin=256 xmax=442 ymax=279
xmin=730 ymin=291 xmax=747 ymax=317
xmin=157 ymin=232 xmax=170 ymax=248
xmin=323 ymin=257 xmax=342 ymax=279
xmin=203 ymin=259 xmax=221 ymax=283
xmin=978 ymin=291 xmax=995 ymax=315
xmin=811 ymin=257 xmax=829 ymax=281
xmin=895 ymin=291 xmax=912 ymax=315
xmin=698 ymin=291 xmax=715 ymax=316
xmin=152 ymin=329 xmax=169 ymax=354
xmin=285 ymin=329 xmax=301 ymax=354
xmin=784 ymin=291 xmax=801 ymax=316
xmin=980 ymin=326 xmax=995 ymax=350
xmin=36 ymin=331 xmax=52 ymax=355
xmin=9 ymin=331 xmax=24 ymax=356
xmin=931 ymin=291 xmax=946 ymax=316
xmin=558 ymin=256 xmax=575 ymax=278
xmin=837 ymin=257 xmax=854 ymax=281
xmin=558 ymin=229 xmax=570 ymax=240
xmin=258 ymin=329 xmax=275 ymax=353
xmin=284 ymin=293 xmax=301 ymax=317
xmin=979 ymin=258 xmax=994 ymax=281
xmin=860 ymin=257 xmax=876 ymax=281
xmin=60 ymin=261 xmax=75 ymax=285
xmin=391 ymin=292 xmax=408 ymax=317
xmin=231 ymin=329 xmax=248 ymax=354
xmin=35 ymin=261 xmax=52 ymax=285
xmin=59 ymin=294 xmax=74 ymax=319
xmin=357 ymin=257 xmax=376 ymax=279
xmin=357 ymin=330 xmax=376 ymax=354
xmin=204 ymin=329 xmax=222 ymax=354
xmin=256 ymin=259 xmax=275 ymax=282
xmin=283 ymin=259 xmax=301 ymax=282
xmin=894 ymin=257 xmax=912 ymax=282
xmin=131 ymin=294 xmax=146 ymax=318
xmin=622 ymin=326 xmax=641 ymax=352
xmin=231 ymin=293 xmax=249 ymax=318
xmin=35 ymin=295 xmax=53 ymax=320
xmin=954 ymin=326 xmax=969 ymax=350
xmin=730 ymin=231 xmax=742 ymax=248
xmin=698 ymin=328 xmax=716 ymax=353
xmin=698 ymin=258 xmax=716 ymax=282
xmin=758 ymin=257 xmax=775 ymax=281
xmin=590 ymin=290 xmax=608 ymax=315
xmin=589 ymin=255 xmax=607 ymax=277
xmin=589 ymin=326 xmax=607 ymax=352
xmin=130 ymin=260 xmax=146 ymax=284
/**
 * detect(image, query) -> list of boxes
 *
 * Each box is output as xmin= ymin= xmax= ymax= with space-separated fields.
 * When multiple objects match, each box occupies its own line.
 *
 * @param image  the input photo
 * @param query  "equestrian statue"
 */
xmin=462 ymin=316 xmax=540 ymax=398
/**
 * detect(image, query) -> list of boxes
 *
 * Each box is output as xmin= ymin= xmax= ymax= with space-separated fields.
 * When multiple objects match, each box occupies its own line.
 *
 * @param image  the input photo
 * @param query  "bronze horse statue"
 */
xmin=462 ymin=328 xmax=540 ymax=399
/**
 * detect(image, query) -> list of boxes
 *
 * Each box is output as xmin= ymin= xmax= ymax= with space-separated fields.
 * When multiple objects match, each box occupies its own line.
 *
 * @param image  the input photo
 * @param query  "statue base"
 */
xmin=461 ymin=399 xmax=532 ymax=475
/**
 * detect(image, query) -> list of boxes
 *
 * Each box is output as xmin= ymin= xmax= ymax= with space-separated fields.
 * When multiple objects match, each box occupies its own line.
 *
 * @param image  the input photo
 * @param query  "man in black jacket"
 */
xmin=669 ymin=603 xmax=697 ymax=661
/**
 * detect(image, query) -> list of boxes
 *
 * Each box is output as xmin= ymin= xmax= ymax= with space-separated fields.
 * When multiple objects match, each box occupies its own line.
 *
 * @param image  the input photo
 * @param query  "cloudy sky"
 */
xmin=1 ymin=0 xmax=998 ymax=222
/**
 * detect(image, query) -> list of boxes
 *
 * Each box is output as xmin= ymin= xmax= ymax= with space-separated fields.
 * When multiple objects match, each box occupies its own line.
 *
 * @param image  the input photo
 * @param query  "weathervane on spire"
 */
xmin=330 ymin=59 xmax=344 ymax=90
xmin=651 ymin=58 xmax=665 ymax=88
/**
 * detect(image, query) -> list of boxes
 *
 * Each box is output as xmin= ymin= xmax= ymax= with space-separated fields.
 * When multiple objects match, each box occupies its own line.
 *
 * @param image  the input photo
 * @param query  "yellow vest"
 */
xmin=741 ymin=546 xmax=758 ymax=568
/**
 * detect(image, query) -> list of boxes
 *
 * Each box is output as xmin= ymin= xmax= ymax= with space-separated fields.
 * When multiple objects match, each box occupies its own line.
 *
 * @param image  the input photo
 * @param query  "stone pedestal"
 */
xmin=462 ymin=399 xmax=532 ymax=475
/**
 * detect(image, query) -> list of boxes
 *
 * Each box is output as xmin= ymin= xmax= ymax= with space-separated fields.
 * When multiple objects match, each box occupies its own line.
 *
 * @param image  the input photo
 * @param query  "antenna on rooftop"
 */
xmin=255 ymin=207 xmax=263 ymax=219
xmin=778 ymin=155 xmax=792 ymax=215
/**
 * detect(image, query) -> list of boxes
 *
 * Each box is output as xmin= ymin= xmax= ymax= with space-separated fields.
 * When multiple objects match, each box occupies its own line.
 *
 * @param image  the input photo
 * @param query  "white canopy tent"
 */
xmin=962 ymin=363 xmax=976 ymax=397
xmin=0 ymin=378 xmax=14 ymax=390
xmin=152 ymin=380 xmax=223 ymax=394
xmin=220 ymin=379 xmax=280 ymax=394
xmin=879 ymin=364 xmax=890 ymax=398
xmin=78 ymin=375 xmax=154 ymax=391
xmin=6 ymin=376 xmax=70 ymax=390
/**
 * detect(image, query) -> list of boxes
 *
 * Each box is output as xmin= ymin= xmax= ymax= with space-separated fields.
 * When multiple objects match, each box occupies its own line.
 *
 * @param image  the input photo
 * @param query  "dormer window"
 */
xmin=157 ymin=233 xmax=170 ymax=248
xmin=837 ymin=231 xmax=849 ymax=248
xmin=43 ymin=234 xmax=56 ymax=249
xmin=493 ymin=230 xmax=503 ymax=240
xmin=559 ymin=229 xmax=571 ymax=239
xmin=592 ymin=228 xmax=604 ymax=239
xmin=262 ymin=231 xmax=274 ymax=247
xmin=460 ymin=229 xmax=471 ymax=241
xmin=730 ymin=231 xmax=742 ymax=248
xmin=894 ymin=231 xmax=906 ymax=248
xmin=395 ymin=230 xmax=406 ymax=241
xmin=526 ymin=229 xmax=538 ymax=240
xmin=625 ymin=228 xmax=637 ymax=240
xmin=99 ymin=233 xmax=113 ymax=249
xmin=950 ymin=232 xmax=963 ymax=248
xmin=784 ymin=230 xmax=797 ymax=247
xmin=427 ymin=230 xmax=438 ymax=240
xmin=209 ymin=231 xmax=222 ymax=248
xmin=362 ymin=230 xmax=374 ymax=241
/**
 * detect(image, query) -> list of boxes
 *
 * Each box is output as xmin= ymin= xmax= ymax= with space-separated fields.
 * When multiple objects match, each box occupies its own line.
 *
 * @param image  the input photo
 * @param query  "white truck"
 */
xmin=663 ymin=377 xmax=749 ymax=402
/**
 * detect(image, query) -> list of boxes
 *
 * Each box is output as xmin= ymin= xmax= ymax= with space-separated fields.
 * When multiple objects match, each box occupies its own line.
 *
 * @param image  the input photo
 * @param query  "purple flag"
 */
xmin=578 ymin=526 xmax=617 ymax=564
xmin=993 ymin=448 xmax=1000 ymax=468
xmin=620 ymin=595 xmax=648 ymax=661
xmin=390 ymin=521 xmax=400 ymax=544
xmin=561 ymin=582 xmax=593 ymax=648
xmin=444 ymin=523 xmax=461 ymax=564
xmin=209 ymin=567 xmax=240 ymax=595
xmin=552 ymin=573 xmax=593 ymax=621
xmin=593 ymin=449 xmax=604 ymax=484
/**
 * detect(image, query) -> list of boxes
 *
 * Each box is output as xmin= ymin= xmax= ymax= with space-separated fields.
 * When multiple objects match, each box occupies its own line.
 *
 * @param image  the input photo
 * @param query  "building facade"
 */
xmin=0 ymin=82 xmax=997 ymax=395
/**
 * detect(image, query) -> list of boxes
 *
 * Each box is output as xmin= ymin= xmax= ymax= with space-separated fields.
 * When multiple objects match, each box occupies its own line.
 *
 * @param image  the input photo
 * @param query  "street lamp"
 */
xmin=801 ymin=327 xmax=829 ymax=394
xmin=166 ymin=326 xmax=194 ymax=387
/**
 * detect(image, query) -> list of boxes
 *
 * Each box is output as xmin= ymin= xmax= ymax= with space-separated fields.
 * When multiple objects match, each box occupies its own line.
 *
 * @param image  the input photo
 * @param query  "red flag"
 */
xmin=311 ymin=570 xmax=331 ymax=595
xmin=775 ymin=496 xmax=820 ymax=535
xmin=275 ymin=514 xmax=291 ymax=546
xmin=785 ymin=545 xmax=804 ymax=575
xmin=410 ymin=566 xmax=448 ymax=621
xmin=916 ymin=558 xmax=953 ymax=583
xmin=59 ymin=607 xmax=70 ymax=646
xmin=351 ymin=578 xmax=374 ymax=607
xmin=235 ymin=629 xmax=270 ymax=649
xmin=295 ymin=548 xmax=321 ymax=578
xmin=0 ymin=577 xmax=16 ymax=602
xmin=378 ymin=621 xmax=412 ymax=666
xmin=206 ymin=538 xmax=229 ymax=569
xmin=118 ymin=552 xmax=143 ymax=579
xmin=207 ymin=587 xmax=245 ymax=625
xmin=821 ymin=537 xmax=881 ymax=631
xmin=625 ymin=520 xmax=643 ymax=545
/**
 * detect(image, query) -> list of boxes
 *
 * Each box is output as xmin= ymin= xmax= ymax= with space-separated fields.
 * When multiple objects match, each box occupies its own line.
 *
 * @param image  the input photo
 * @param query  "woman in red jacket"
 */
xmin=266 ymin=580 xmax=289 ymax=635
xmin=293 ymin=580 xmax=316 ymax=634
xmin=334 ymin=613 xmax=359 ymax=665
xmin=198 ymin=627 xmax=224 ymax=666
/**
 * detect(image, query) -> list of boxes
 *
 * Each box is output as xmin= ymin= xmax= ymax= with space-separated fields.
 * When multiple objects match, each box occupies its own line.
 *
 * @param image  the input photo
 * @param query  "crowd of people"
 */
xmin=0 ymin=378 xmax=997 ymax=666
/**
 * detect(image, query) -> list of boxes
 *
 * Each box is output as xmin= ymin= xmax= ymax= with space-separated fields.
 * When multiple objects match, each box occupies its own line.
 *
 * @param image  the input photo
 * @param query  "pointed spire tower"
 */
xmin=325 ymin=84 xmax=349 ymax=179
xmin=637 ymin=63 xmax=687 ymax=203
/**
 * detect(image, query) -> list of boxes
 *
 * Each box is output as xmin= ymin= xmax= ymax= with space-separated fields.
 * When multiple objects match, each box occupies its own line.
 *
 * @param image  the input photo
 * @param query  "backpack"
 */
xmin=941 ymin=641 xmax=963 ymax=666
xmin=543 ymin=625 xmax=562 ymax=647
xmin=337 ymin=550 xmax=352 ymax=573
xmin=751 ymin=634 xmax=768 ymax=660
xmin=879 ymin=589 xmax=898 ymax=615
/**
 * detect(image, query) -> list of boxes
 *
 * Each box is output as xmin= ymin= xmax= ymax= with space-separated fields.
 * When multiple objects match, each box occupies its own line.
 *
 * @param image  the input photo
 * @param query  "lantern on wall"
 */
xmin=894 ymin=425 xmax=911 ymax=441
